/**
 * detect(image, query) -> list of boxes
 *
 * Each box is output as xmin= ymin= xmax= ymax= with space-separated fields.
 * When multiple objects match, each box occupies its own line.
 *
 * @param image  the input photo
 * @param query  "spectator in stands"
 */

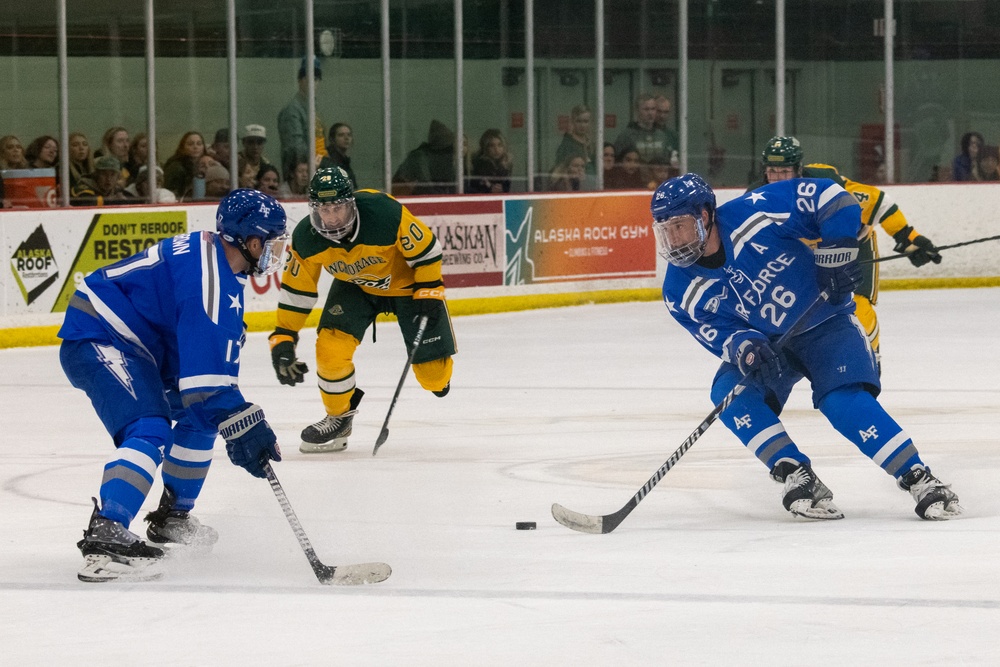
xmin=256 ymin=164 xmax=281 ymax=198
xmin=25 ymin=135 xmax=59 ymax=170
xmin=614 ymin=93 xmax=673 ymax=166
xmin=604 ymin=146 xmax=646 ymax=190
xmin=951 ymin=131 xmax=985 ymax=182
xmin=468 ymin=129 xmax=512 ymax=194
xmin=979 ymin=145 xmax=1000 ymax=181
xmin=392 ymin=119 xmax=457 ymax=195
xmin=554 ymin=104 xmax=595 ymax=178
xmin=208 ymin=129 xmax=231 ymax=170
xmin=239 ymin=124 xmax=271 ymax=176
xmin=601 ymin=142 xmax=615 ymax=174
xmin=125 ymin=165 xmax=177 ymax=203
xmin=278 ymin=57 xmax=324 ymax=178
xmin=278 ymin=159 xmax=310 ymax=200
xmin=163 ymin=131 xmax=206 ymax=200
xmin=237 ymin=157 xmax=258 ymax=189
xmin=645 ymin=155 xmax=673 ymax=190
xmin=96 ymin=126 xmax=131 ymax=186
xmin=68 ymin=132 xmax=96 ymax=193
xmin=71 ymin=156 xmax=134 ymax=206
xmin=203 ymin=164 xmax=232 ymax=200
xmin=0 ymin=135 xmax=29 ymax=170
xmin=547 ymin=155 xmax=587 ymax=192
xmin=125 ymin=133 xmax=150 ymax=184
xmin=319 ymin=122 xmax=357 ymax=187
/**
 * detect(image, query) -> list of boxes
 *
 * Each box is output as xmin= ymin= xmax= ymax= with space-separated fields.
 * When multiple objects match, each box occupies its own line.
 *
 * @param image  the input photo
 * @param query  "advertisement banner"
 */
xmin=50 ymin=210 xmax=187 ymax=312
xmin=406 ymin=200 xmax=504 ymax=288
xmin=503 ymin=195 xmax=655 ymax=285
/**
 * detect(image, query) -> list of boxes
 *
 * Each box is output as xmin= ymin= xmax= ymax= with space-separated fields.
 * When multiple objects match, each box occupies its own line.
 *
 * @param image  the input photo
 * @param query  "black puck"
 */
xmin=515 ymin=521 xmax=537 ymax=530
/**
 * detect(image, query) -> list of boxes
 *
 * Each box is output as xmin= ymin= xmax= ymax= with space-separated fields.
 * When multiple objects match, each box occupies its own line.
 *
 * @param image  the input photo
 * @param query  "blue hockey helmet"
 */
xmin=216 ymin=188 xmax=289 ymax=276
xmin=650 ymin=173 xmax=716 ymax=267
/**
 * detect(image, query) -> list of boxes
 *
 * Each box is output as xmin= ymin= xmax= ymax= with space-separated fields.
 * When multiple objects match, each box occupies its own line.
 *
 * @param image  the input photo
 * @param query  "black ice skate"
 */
xmin=300 ymin=389 xmax=364 ymax=453
xmin=145 ymin=488 xmax=219 ymax=548
xmin=897 ymin=465 xmax=963 ymax=520
xmin=432 ymin=382 xmax=450 ymax=398
xmin=77 ymin=498 xmax=164 ymax=582
xmin=770 ymin=458 xmax=844 ymax=520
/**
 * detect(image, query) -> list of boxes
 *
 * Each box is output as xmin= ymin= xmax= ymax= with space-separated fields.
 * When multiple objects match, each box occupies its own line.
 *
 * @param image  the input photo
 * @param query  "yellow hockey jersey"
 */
xmin=275 ymin=189 xmax=443 ymax=335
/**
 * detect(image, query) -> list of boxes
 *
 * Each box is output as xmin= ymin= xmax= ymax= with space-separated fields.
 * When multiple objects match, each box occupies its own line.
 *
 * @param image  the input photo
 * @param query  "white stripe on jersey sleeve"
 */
xmin=106 ymin=245 xmax=160 ymax=278
xmin=405 ymin=238 xmax=444 ymax=268
xmin=278 ymin=289 xmax=319 ymax=310
xmin=681 ymin=277 xmax=718 ymax=321
xmin=200 ymin=234 xmax=221 ymax=324
xmin=178 ymin=373 xmax=239 ymax=392
xmin=731 ymin=213 xmax=776 ymax=259
xmin=871 ymin=190 xmax=897 ymax=226
xmin=79 ymin=281 xmax=154 ymax=360
xmin=817 ymin=182 xmax=847 ymax=210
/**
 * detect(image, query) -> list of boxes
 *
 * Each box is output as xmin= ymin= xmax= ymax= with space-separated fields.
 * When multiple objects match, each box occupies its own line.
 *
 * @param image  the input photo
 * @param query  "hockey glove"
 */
xmin=270 ymin=339 xmax=308 ymax=386
xmin=220 ymin=403 xmax=281 ymax=478
xmin=893 ymin=232 xmax=942 ymax=268
xmin=814 ymin=236 xmax=862 ymax=303
xmin=412 ymin=281 xmax=447 ymax=328
xmin=734 ymin=337 xmax=783 ymax=385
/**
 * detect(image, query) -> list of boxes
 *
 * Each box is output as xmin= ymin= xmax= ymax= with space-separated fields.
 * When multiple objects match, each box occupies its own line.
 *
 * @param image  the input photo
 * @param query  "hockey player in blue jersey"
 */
xmin=59 ymin=189 xmax=289 ymax=581
xmin=651 ymin=173 xmax=961 ymax=521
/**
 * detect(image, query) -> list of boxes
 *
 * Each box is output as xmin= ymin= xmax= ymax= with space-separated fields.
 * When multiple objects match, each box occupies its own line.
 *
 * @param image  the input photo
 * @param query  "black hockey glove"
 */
xmin=270 ymin=339 xmax=308 ymax=386
xmin=894 ymin=232 xmax=942 ymax=268
xmin=734 ymin=337 xmax=783 ymax=385
xmin=412 ymin=281 xmax=447 ymax=328
xmin=219 ymin=403 xmax=281 ymax=478
xmin=814 ymin=236 xmax=862 ymax=303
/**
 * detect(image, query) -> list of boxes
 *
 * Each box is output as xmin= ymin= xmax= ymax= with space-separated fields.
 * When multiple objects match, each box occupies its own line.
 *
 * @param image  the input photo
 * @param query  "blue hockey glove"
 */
xmin=270 ymin=339 xmax=308 ymax=386
xmin=219 ymin=403 xmax=281 ymax=478
xmin=814 ymin=236 xmax=862 ymax=303
xmin=893 ymin=232 xmax=942 ymax=268
xmin=734 ymin=337 xmax=783 ymax=385
xmin=412 ymin=281 xmax=447 ymax=328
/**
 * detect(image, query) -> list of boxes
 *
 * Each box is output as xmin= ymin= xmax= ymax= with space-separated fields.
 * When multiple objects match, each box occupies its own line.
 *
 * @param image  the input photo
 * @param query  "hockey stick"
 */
xmin=869 ymin=234 xmax=1000 ymax=264
xmin=263 ymin=462 xmax=391 ymax=584
xmin=373 ymin=314 xmax=430 ymax=456
xmin=552 ymin=291 xmax=832 ymax=534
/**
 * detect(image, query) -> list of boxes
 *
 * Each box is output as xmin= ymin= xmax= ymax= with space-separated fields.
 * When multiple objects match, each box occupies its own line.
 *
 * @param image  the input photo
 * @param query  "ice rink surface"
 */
xmin=2 ymin=288 xmax=998 ymax=665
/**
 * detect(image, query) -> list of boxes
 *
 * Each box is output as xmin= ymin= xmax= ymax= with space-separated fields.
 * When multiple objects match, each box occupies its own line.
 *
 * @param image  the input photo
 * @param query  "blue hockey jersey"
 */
xmin=662 ymin=178 xmax=862 ymax=363
xmin=58 ymin=231 xmax=248 ymax=431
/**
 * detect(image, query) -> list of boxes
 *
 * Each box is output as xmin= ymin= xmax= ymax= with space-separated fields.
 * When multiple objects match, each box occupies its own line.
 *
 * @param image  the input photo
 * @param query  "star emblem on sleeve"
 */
xmin=229 ymin=293 xmax=243 ymax=314
xmin=746 ymin=191 xmax=766 ymax=203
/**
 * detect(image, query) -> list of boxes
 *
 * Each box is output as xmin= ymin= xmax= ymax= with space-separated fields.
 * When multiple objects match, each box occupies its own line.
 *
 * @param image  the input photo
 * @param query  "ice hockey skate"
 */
xmin=144 ymin=488 xmax=219 ymax=548
xmin=301 ymin=389 xmax=364 ymax=453
xmin=77 ymin=498 xmax=164 ymax=583
xmin=770 ymin=458 xmax=844 ymax=520
xmin=897 ymin=465 xmax=963 ymax=520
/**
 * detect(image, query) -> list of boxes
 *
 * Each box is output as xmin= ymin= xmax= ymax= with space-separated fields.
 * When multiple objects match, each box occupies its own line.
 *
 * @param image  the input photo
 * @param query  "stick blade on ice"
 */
xmin=551 ymin=503 xmax=605 ymax=534
xmin=319 ymin=562 xmax=392 ymax=585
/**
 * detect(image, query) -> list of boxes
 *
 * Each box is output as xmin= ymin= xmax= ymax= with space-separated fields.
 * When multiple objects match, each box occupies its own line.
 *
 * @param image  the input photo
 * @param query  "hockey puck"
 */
xmin=515 ymin=521 xmax=537 ymax=530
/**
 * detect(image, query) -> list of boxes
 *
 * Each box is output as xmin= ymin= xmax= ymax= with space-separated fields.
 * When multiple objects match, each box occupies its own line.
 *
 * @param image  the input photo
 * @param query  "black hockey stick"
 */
xmin=264 ymin=462 xmax=391 ymax=584
xmin=552 ymin=291 xmax=832 ymax=534
xmin=869 ymin=234 xmax=1000 ymax=264
xmin=373 ymin=315 xmax=430 ymax=456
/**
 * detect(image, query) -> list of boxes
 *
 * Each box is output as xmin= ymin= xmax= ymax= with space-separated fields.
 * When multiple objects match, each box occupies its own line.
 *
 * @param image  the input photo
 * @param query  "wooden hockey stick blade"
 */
xmin=314 ymin=561 xmax=393 ymax=585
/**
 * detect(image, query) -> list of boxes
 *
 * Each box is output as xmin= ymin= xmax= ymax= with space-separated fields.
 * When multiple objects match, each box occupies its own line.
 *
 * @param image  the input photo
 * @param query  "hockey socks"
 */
xmin=818 ymin=386 xmax=923 ymax=477
xmin=99 ymin=436 xmax=163 ymax=526
xmin=715 ymin=383 xmax=807 ymax=470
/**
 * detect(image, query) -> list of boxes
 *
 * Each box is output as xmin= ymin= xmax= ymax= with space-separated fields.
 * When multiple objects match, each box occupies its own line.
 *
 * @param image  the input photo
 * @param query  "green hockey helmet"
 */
xmin=308 ymin=167 xmax=357 ymax=241
xmin=761 ymin=136 xmax=803 ymax=168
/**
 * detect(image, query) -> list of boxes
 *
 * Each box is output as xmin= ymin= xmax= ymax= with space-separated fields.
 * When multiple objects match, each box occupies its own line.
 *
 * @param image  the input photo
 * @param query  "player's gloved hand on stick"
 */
xmin=270 ymin=339 xmax=308 ymax=386
xmin=412 ymin=281 xmax=447 ymax=328
xmin=894 ymin=234 xmax=942 ymax=267
xmin=220 ymin=403 xmax=282 ymax=478
xmin=733 ymin=337 xmax=783 ymax=385
xmin=814 ymin=236 xmax=862 ymax=303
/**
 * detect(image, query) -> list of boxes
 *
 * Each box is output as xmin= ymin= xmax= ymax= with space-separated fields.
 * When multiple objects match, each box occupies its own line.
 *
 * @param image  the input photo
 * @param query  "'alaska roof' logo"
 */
xmin=10 ymin=225 xmax=60 ymax=305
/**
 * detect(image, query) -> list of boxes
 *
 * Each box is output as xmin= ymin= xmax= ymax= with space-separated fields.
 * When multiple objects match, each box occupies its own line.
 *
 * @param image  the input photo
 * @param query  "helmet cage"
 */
xmin=653 ymin=213 xmax=708 ymax=267
xmin=309 ymin=197 xmax=358 ymax=241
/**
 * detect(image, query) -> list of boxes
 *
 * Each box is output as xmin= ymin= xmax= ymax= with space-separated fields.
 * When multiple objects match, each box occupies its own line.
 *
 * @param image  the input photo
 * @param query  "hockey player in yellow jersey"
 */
xmin=269 ymin=166 xmax=456 ymax=452
xmin=755 ymin=136 xmax=942 ymax=369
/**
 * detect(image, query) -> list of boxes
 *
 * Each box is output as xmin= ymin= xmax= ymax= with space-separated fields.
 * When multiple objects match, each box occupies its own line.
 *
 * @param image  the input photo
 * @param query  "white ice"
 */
xmin=2 ymin=288 xmax=999 ymax=665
